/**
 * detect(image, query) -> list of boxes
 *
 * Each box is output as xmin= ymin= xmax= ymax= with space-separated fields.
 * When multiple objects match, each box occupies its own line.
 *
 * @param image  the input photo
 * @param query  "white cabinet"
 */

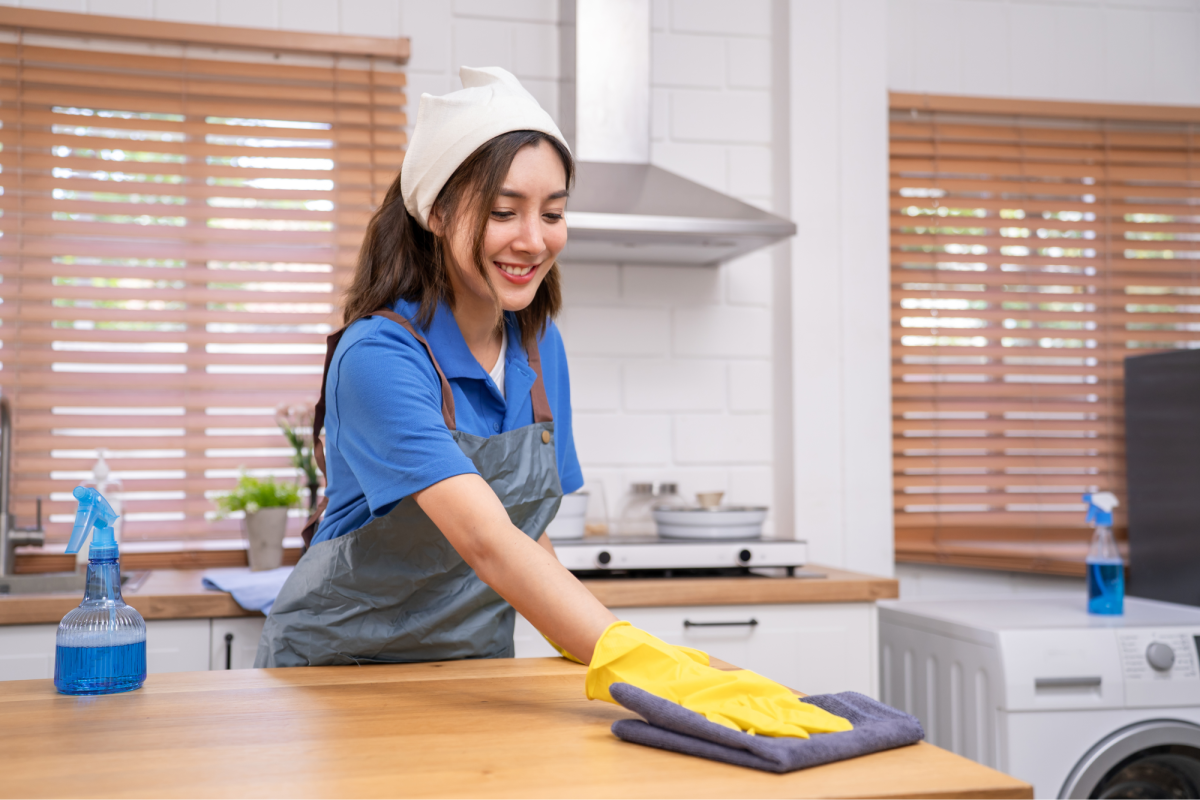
xmin=0 ymin=619 xmax=211 ymax=681
xmin=210 ymin=617 xmax=265 ymax=670
xmin=515 ymin=602 xmax=879 ymax=697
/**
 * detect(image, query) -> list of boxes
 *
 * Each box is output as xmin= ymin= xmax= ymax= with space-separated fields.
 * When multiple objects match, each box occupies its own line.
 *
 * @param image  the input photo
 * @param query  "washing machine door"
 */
xmin=1060 ymin=720 xmax=1200 ymax=799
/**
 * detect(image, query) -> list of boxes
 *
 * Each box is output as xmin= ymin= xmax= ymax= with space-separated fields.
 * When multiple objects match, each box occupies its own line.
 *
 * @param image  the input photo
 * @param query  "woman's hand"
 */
xmin=414 ymin=473 xmax=617 ymax=663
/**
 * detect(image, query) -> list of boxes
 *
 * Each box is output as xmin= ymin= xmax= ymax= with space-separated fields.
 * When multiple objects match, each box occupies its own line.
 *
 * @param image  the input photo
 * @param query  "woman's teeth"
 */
xmin=497 ymin=263 xmax=535 ymax=277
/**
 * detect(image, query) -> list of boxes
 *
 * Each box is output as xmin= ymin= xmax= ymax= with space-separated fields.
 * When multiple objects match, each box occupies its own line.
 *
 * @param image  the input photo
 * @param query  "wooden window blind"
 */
xmin=0 ymin=10 xmax=407 ymax=550
xmin=890 ymin=93 xmax=1200 ymax=572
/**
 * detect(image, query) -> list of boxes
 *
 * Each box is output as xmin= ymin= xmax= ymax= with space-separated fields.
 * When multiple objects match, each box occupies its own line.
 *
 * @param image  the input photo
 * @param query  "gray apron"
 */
xmin=255 ymin=309 xmax=562 ymax=667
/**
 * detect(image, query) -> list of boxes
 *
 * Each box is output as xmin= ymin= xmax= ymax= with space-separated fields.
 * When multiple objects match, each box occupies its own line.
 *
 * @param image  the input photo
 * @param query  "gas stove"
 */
xmin=552 ymin=535 xmax=807 ymax=578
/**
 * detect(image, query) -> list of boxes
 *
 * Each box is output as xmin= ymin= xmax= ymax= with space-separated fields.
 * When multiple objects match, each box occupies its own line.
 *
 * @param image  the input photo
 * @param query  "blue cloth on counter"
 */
xmin=311 ymin=297 xmax=582 ymax=546
xmin=609 ymin=684 xmax=925 ymax=773
xmin=202 ymin=567 xmax=294 ymax=616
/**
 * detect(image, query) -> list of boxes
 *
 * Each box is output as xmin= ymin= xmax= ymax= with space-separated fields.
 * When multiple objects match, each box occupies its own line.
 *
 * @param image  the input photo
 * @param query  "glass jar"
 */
xmin=616 ymin=482 xmax=657 ymax=536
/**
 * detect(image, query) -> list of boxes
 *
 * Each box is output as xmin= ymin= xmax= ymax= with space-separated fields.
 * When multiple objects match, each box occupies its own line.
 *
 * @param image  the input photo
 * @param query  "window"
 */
xmin=890 ymin=93 xmax=1200 ymax=573
xmin=0 ymin=9 xmax=407 ymax=553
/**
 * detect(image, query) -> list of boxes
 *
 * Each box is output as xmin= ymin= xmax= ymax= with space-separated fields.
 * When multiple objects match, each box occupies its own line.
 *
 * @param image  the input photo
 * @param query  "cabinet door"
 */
xmin=513 ymin=614 xmax=559 ymax=659
xmin=145 ymin=619 xmax=211 ymax=674
xmin=210 ymin=617 xmax=266 ymax=670
xmin=0 ymin=623 xmax=58 ymax=680
xmin=617 ymin=603 xmax=878 ymax=697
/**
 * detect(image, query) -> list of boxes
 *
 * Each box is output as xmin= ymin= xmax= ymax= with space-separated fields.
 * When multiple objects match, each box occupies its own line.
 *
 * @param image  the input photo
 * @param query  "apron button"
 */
xmin=541 ymin=430 xmax=551 ymax=444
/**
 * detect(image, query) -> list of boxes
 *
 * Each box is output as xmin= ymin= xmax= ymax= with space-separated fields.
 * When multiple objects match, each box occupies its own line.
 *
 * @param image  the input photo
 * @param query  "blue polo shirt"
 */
xmin=310 ymin=298 xmax=582 ymax=545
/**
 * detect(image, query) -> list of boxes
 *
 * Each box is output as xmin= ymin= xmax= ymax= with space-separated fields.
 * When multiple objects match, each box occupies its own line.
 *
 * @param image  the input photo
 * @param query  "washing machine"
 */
xmin=880 ymin=596 xmax=1200 ymax=798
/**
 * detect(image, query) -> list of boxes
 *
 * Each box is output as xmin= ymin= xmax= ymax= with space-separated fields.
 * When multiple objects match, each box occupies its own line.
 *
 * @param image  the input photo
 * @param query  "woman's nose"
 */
xmin=511 ymin=213 xmax=545 ymax=255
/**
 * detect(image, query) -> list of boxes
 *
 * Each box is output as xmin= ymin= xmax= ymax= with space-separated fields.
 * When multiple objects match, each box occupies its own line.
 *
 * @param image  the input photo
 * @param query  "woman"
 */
xmin=256 ymin=68 xmax=849 ymax=739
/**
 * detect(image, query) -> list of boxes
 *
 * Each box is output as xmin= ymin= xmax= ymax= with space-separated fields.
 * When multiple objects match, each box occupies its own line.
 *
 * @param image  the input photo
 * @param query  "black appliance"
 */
xmin=1125 ymin=349 xmax=1200 ymax=607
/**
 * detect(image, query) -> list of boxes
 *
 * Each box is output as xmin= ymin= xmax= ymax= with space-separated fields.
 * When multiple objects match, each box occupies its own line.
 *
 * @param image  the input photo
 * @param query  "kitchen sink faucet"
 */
xmin=0 ymin=396 xmax=46 ymax=580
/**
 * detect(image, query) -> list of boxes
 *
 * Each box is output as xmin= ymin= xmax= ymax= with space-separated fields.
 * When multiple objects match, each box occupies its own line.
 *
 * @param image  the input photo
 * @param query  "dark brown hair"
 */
xmin=342 ymin=130 xmax=573 ymax=354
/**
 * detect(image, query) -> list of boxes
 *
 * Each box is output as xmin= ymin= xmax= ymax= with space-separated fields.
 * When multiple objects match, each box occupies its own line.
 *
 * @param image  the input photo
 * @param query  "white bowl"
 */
xmin=652 ymin=506 xmax=767 ymax=540
xmin=546 ymin=492 xmax=589 ymax=540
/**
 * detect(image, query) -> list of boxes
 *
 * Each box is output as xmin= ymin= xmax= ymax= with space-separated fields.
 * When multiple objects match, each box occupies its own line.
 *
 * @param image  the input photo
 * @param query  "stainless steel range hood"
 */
xmin=558 ymin=0 xmax=794 ymax=266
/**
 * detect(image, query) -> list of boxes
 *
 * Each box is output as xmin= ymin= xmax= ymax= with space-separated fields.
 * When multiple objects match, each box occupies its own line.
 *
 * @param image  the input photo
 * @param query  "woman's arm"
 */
xmin=414 ymin=473 xmax=616 ymax=663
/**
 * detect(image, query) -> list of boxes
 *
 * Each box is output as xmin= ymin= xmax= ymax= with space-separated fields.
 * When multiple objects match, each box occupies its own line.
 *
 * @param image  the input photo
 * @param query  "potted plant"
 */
xmin=214 ymin=474 xmax=300 ymax=571
xmin=276 ymin=402 xmax=322 ymax=513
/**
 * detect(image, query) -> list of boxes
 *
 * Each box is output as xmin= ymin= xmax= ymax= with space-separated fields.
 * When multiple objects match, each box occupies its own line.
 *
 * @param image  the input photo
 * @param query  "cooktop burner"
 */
xmin=551 ymin=535 xmax=807 ymax=576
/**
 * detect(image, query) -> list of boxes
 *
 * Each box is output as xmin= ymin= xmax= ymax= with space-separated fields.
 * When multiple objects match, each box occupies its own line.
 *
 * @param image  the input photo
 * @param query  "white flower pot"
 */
xmin=244 ymin=507 xmax=290 ymax=571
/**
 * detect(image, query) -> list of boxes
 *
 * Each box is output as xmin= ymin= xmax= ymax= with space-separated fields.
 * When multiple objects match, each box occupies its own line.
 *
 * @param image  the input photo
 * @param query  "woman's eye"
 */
xmin=543 ymin=213 xmax=564 ymax=222
xmin=491 ymin=210 xmax=515 ymax=220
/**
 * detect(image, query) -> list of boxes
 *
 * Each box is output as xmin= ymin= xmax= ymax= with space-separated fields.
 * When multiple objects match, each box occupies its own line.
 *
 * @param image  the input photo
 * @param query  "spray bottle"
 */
xmin=53 ymin=486 xmax=146 ymax=695
xmin=1084 ymin=491 xmax=1123 ymax=616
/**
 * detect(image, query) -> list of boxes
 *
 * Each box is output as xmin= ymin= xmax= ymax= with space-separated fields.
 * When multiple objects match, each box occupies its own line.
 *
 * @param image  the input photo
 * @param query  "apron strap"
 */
xmin=525 ymin=331 xmax=553 ymax=425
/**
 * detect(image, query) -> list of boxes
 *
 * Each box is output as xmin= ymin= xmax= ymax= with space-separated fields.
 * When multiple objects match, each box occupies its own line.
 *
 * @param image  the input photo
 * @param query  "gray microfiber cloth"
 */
xmin=609 ymin=683 xmax=925 ymax=773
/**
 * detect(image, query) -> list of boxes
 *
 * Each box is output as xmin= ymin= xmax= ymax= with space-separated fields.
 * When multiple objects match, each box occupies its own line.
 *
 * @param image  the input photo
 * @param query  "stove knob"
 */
xmin=738 ymin=549 xmax=752 ymax=564
xmin=1146 ymin=641 xmax=1176 ymax=672
xmin=597 ymin=551 xmax=611 ymax=567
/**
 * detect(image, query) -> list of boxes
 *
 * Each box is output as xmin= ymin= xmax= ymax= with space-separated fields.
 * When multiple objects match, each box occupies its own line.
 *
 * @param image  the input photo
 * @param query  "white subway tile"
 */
xmin=453 ymin=18 xmax=515 ymax=74
xmin=727 ymin=145 xmax=771 ymax=198
xmin=568 ymin=358 xmax=621 ymax=412
xmin=955 ymin=1 xmax=1009 ymax=97
xmin=620 ymin=265 xmax=722 ymax=306
xmin=652 ymin=32 xmax=725 ymax=88
xmin=453 ymin=0 xmax=557 ymax=23
xmin=674 ymin=414 xmax=772 ymax=465
xmin=277 ymin=0 xmax=336 ymax=32
xmin=1150 ymin=10 xmax=1200 ymax=104
xmin=886 ymin=0 xmax=914 ymax=91
xmin=909 ymin=0 xmax=961 ymax=95
xmin=673 ymin=305 xmax=769 ymax=357
xmin=88 ymin=0 xmax=151 ymax=16
xmin=728 ymin=360 xmax=771 ymax=412
xmin=559 ymin=307 xmax=671 ymax=356
xmin=217 ymin=0 xmax=275 ymax=28
xmin=651 ymin=88 xmax=670 ymax=141
xmin=670 ymin=89 xmax=770 ymax=144
xmin=560 ymin=262 xmax=620 ymax=305
xmin=23 ymin=0 xmax=85 ymax=10
xmin=1054 ymin=6 xmax=1105 ymax=102
xmin=1103 ymin=8 xmax=1154 ymax=103
xmin=401 ymin=0 xmax=452 ymax=73
xmin=1009 ymin=4 xmax=1058 ymax=100
xmin=670 ymin=0 xmax=769 ymax=36
xmin=623 ymin=359 xmax=726 ymax=412
xmin=728 ymin=466 xmax=773 ymax=508
xmin=651 ymin=0 xmax=668 ymax=31
xmin=726 ymin=37 xmax=770 ymax=89
xmin=153 ymin=0 xmax=216 ymax=23
xmin=574 ymin=413 xmax=673 ymax=466
xmin=725 ymin=249 xmax=771 ymax=307
xmin=513 ymin=21 xmax=558 ymax=80
xmin=520 ymin=77 xmax=559 ymax=120
xmin=341 ymin=0 xmax=400 ymax=38
xmin=650 ymin=141 xmax=727 ymax=193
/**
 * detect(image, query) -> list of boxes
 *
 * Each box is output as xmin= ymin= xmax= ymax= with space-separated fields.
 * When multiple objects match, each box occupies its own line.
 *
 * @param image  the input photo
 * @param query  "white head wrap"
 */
xmin=401 ymin=66 xmax=569 ymax=231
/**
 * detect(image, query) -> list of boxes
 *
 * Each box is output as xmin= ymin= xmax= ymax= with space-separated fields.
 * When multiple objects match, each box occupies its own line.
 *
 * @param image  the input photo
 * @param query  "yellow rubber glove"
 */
xmin=543 ymin=630 xmax=710 ymax=667
xmin=585 ymin=621 xmax=853 ymax=739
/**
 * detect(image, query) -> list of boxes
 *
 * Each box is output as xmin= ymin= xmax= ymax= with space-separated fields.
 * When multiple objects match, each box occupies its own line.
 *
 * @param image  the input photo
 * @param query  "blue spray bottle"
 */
xmin=53 ymin=486 xmax=146 ymax=695
xmin=1084 ymin=491 xmax=1123 ymax=616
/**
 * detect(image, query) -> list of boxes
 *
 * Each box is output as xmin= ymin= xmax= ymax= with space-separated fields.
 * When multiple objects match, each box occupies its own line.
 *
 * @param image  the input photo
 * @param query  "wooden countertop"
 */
xmin=0 ymin=658 xmax=1030 ymax=799
xmin=0 ymin=565 xmax=899 ymax=626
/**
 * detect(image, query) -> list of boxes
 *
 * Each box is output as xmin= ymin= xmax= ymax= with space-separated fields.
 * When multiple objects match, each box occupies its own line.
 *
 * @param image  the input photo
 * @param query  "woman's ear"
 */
xmin=428 ymin=207 xmax=444 ymax=237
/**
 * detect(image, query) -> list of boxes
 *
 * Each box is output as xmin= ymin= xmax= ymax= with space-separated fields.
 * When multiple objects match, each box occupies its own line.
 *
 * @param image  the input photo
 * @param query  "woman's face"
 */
xmin=442 ymin=140 xmax=569 ymax=314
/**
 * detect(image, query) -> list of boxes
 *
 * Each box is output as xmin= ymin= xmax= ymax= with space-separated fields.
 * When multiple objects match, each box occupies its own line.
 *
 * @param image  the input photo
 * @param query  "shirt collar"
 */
xmin=391 ymin=299 xmax=531 ymax=380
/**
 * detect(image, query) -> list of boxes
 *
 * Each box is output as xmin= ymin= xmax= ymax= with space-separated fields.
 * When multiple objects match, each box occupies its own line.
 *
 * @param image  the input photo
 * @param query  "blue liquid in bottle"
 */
xmin=54 ymin=642 xmax=146 ymax=696
xmin=1087 ymin=560 xmax=1124 ymax=615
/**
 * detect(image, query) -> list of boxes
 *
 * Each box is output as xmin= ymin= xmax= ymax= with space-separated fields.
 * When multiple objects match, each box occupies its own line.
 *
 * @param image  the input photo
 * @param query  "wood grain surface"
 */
xmin=0 ymin=658 xmax=1031 ymax=799
xmin=0 ymin=566 xmax=899 ymax=626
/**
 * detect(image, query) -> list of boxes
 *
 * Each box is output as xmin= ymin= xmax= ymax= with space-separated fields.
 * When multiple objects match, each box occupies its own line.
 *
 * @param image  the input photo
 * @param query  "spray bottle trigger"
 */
xmin=65 ymin=486 xmax=120 ymax=556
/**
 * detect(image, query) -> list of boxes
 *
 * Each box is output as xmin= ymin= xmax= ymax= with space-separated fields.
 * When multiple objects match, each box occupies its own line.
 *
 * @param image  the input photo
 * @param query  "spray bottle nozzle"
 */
xmin=65 ymin=486 xmax=121 ymax=560
xmin=1083 ymin=491 xmax=1119 ymax=527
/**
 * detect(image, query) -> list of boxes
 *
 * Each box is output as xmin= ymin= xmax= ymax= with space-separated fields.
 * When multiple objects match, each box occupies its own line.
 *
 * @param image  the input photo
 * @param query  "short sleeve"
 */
xmin=328 ymin=318 xmax=480 ymax=514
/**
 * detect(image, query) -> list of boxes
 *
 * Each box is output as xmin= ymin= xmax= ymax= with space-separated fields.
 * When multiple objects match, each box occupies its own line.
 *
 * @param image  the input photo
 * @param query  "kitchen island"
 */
xmin=0 ymin=657 xmax=1031 ymax=798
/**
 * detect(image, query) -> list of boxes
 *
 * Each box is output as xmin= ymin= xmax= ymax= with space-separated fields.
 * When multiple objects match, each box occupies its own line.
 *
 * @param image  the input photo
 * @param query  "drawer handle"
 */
xmin=1035 ymin=676 xmax=1101 ymax=690
xmin=224 ymin=632 xmax=234 ymax=670
xmin=683 ymin=619 xmax=759 ymax=628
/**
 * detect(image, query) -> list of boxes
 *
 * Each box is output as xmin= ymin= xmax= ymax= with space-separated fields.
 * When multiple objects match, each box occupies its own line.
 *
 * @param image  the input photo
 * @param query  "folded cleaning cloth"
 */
xmin=201 ymin=567 xmax=293 ymax=615
xmin=609 ymin=683 xmax=924 ymax=773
